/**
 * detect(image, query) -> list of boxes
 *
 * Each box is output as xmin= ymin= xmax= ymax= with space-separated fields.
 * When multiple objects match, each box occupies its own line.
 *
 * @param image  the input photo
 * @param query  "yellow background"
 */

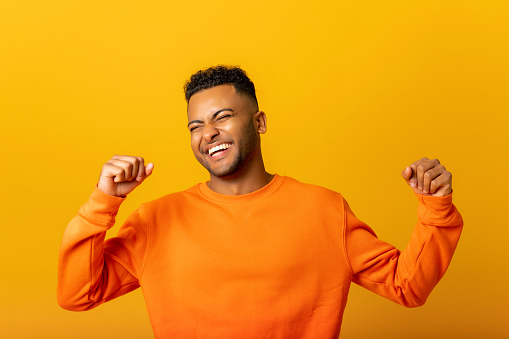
xmin=1 ymin=1 xmax=508 ymax=338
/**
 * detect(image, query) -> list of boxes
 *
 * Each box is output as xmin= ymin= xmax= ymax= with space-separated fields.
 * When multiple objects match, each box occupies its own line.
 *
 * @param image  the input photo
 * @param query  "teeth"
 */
xmin=208 ymin=143 xmax=231 ymax=155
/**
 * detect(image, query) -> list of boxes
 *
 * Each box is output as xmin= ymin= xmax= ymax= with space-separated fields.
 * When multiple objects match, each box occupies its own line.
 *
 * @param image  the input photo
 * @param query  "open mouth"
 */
xmin=207 ymin=143 xmax=232 ymax=157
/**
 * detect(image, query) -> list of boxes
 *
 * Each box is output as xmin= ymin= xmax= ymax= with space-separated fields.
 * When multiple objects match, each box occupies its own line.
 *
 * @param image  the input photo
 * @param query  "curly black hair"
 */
xmin=184 ymin=65 xmax=258 ymax=106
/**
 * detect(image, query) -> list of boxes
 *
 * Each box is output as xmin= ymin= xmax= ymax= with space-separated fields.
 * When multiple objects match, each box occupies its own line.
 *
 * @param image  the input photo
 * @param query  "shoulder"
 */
xmin=140 ymin=184 xmax=203 ymax=211
xmin=282 ymin=176 xmax=341 ymax=195
xmin=280 ymin=176 xmax=345 ymax=204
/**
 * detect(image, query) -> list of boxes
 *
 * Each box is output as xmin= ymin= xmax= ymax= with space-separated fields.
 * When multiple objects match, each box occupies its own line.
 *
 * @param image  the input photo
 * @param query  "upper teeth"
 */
xmin=208 ymin=143 xmax=231 ymax=155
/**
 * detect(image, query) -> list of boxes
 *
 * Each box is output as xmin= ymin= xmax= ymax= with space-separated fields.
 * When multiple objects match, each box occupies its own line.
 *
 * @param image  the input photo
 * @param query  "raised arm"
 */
xmin=345 ymin=158 xmax=463 ymax=307
xmin=57 ymin=155 xmax=153 ymax=310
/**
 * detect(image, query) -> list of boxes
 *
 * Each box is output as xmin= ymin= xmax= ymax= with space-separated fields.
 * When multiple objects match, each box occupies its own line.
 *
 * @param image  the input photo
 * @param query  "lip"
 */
xmin=203 ymin=142 xmax=233 ymax=156
xmin=208 ymin=147 xmax=230 ymax=160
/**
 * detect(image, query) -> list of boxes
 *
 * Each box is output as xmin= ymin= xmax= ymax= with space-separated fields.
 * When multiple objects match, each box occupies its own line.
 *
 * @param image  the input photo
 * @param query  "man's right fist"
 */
xmin=97 ymin=155 xmax=154 ymax=197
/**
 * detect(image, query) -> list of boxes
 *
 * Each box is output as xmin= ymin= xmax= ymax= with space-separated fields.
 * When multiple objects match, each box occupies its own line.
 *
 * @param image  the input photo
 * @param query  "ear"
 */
xmin=254 ymin=111 xmax=267 ymax=134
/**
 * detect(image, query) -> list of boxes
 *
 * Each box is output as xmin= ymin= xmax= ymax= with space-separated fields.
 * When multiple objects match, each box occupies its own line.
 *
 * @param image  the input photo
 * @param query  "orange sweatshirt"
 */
xmin=58 ymin=175 xmax=463 ymax=338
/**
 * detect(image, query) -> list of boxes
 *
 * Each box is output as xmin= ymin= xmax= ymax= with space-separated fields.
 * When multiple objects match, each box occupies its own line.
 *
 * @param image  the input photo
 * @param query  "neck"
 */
xmin=207 ymin=153 xmax=274 ymax=195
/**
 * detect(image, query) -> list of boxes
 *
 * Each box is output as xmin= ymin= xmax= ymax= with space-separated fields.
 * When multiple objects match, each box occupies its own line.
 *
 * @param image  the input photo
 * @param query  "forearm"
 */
xmin=347 ymin=194 xmax=463 ymax=307
xmin=57 ymin=187 xmax=128 ymax=311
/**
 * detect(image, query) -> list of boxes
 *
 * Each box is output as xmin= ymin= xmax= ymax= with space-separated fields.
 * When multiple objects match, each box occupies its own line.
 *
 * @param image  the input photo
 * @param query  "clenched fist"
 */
xmin=97 ymin=155 xmax=154 ymax=197
xmin=401 ymin=158 xmax=452 ymax=196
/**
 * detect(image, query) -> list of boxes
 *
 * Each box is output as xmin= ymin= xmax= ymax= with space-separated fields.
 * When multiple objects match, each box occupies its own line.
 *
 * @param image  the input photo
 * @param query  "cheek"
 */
xmin=221 ymin=121 xmax=242 ymax=137
xmin=190 ymin=135 xmax=201 ymax=154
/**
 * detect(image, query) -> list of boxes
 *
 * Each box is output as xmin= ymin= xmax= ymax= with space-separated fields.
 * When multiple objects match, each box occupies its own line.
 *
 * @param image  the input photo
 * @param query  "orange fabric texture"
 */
xmin=58 ymin=175 xmax=463 ymax=338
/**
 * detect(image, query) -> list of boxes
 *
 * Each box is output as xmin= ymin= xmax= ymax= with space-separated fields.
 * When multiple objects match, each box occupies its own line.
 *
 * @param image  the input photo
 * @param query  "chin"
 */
xmin=204 ymin=157 xmax=244 ymax=178
xmin=197 ymin=146 xmax=253 ymax=179
xmin=208 ymin=164 xmax=241 ymax=178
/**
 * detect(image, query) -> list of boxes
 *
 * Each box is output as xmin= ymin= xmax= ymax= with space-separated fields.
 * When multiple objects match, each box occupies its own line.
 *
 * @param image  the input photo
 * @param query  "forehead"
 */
xmin=187 ymin=84 xmax=246 ymax=121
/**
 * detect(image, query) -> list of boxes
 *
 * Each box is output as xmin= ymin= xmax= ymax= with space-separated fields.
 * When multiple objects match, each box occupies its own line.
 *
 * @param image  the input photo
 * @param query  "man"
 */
xmin=58 ymin=66 xmax=463 ymax=338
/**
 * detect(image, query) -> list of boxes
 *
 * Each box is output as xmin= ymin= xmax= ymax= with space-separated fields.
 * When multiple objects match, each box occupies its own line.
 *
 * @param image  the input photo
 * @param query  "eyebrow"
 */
xmin=187 ymin=108 xmax=234 ymax=127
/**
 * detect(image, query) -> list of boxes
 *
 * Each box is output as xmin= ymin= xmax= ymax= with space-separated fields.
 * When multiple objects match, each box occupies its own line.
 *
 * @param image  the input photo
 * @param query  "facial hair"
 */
xmin=198 ymin=118 xmax=258 ymax=178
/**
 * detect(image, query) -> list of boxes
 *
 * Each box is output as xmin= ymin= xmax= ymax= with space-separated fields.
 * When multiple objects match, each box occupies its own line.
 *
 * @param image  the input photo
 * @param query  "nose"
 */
xmin=202 ymin=123 xmax=219 ymax=142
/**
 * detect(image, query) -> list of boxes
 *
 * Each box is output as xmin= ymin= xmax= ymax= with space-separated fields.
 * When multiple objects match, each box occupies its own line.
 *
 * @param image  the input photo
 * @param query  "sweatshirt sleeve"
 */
xmin=344 ymin=193 xmax=463 ymax=307
xmin=57 ymin=187 xmax=150 ymax=311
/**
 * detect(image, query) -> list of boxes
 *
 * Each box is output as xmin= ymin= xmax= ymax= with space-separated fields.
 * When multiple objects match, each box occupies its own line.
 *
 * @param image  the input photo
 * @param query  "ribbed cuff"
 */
xmin=416 ymin=192 xmax=457 ymax=226
xmin=80 ymin=186 xmax=126 ymax=226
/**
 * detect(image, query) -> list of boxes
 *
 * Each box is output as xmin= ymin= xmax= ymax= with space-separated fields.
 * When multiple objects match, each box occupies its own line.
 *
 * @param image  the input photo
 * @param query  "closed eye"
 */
xmin=216 ymin=114 xmax=232 ymax=121
xmin=189 ymin=125 xmax=202 ymax=132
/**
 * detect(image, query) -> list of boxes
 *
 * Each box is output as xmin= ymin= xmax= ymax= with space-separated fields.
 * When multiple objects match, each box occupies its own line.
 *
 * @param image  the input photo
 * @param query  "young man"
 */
xmin=58 ymin=66 xmax=463 ymax=338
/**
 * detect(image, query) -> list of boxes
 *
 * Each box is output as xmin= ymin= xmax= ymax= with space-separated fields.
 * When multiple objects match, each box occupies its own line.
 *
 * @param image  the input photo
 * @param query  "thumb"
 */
xmin=145 ymin=162 xmax=154 ymax=176
xmin=401 ymin=166 xmax=417 ymax=189
xmin=401 ymin=166 xmax=412 ymax=180
xmin=136 ymin=163 xmax=154 ymax=182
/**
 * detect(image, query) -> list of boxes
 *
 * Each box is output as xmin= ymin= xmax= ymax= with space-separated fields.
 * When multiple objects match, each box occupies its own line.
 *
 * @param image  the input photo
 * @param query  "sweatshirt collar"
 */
xmin=197 ymin=174 xmax=285 ymax=204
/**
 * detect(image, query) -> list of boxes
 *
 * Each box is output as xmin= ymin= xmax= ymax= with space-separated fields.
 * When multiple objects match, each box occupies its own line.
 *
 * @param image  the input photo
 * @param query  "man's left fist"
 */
xmin=401 ymin=158 xmax=452 ymax=197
